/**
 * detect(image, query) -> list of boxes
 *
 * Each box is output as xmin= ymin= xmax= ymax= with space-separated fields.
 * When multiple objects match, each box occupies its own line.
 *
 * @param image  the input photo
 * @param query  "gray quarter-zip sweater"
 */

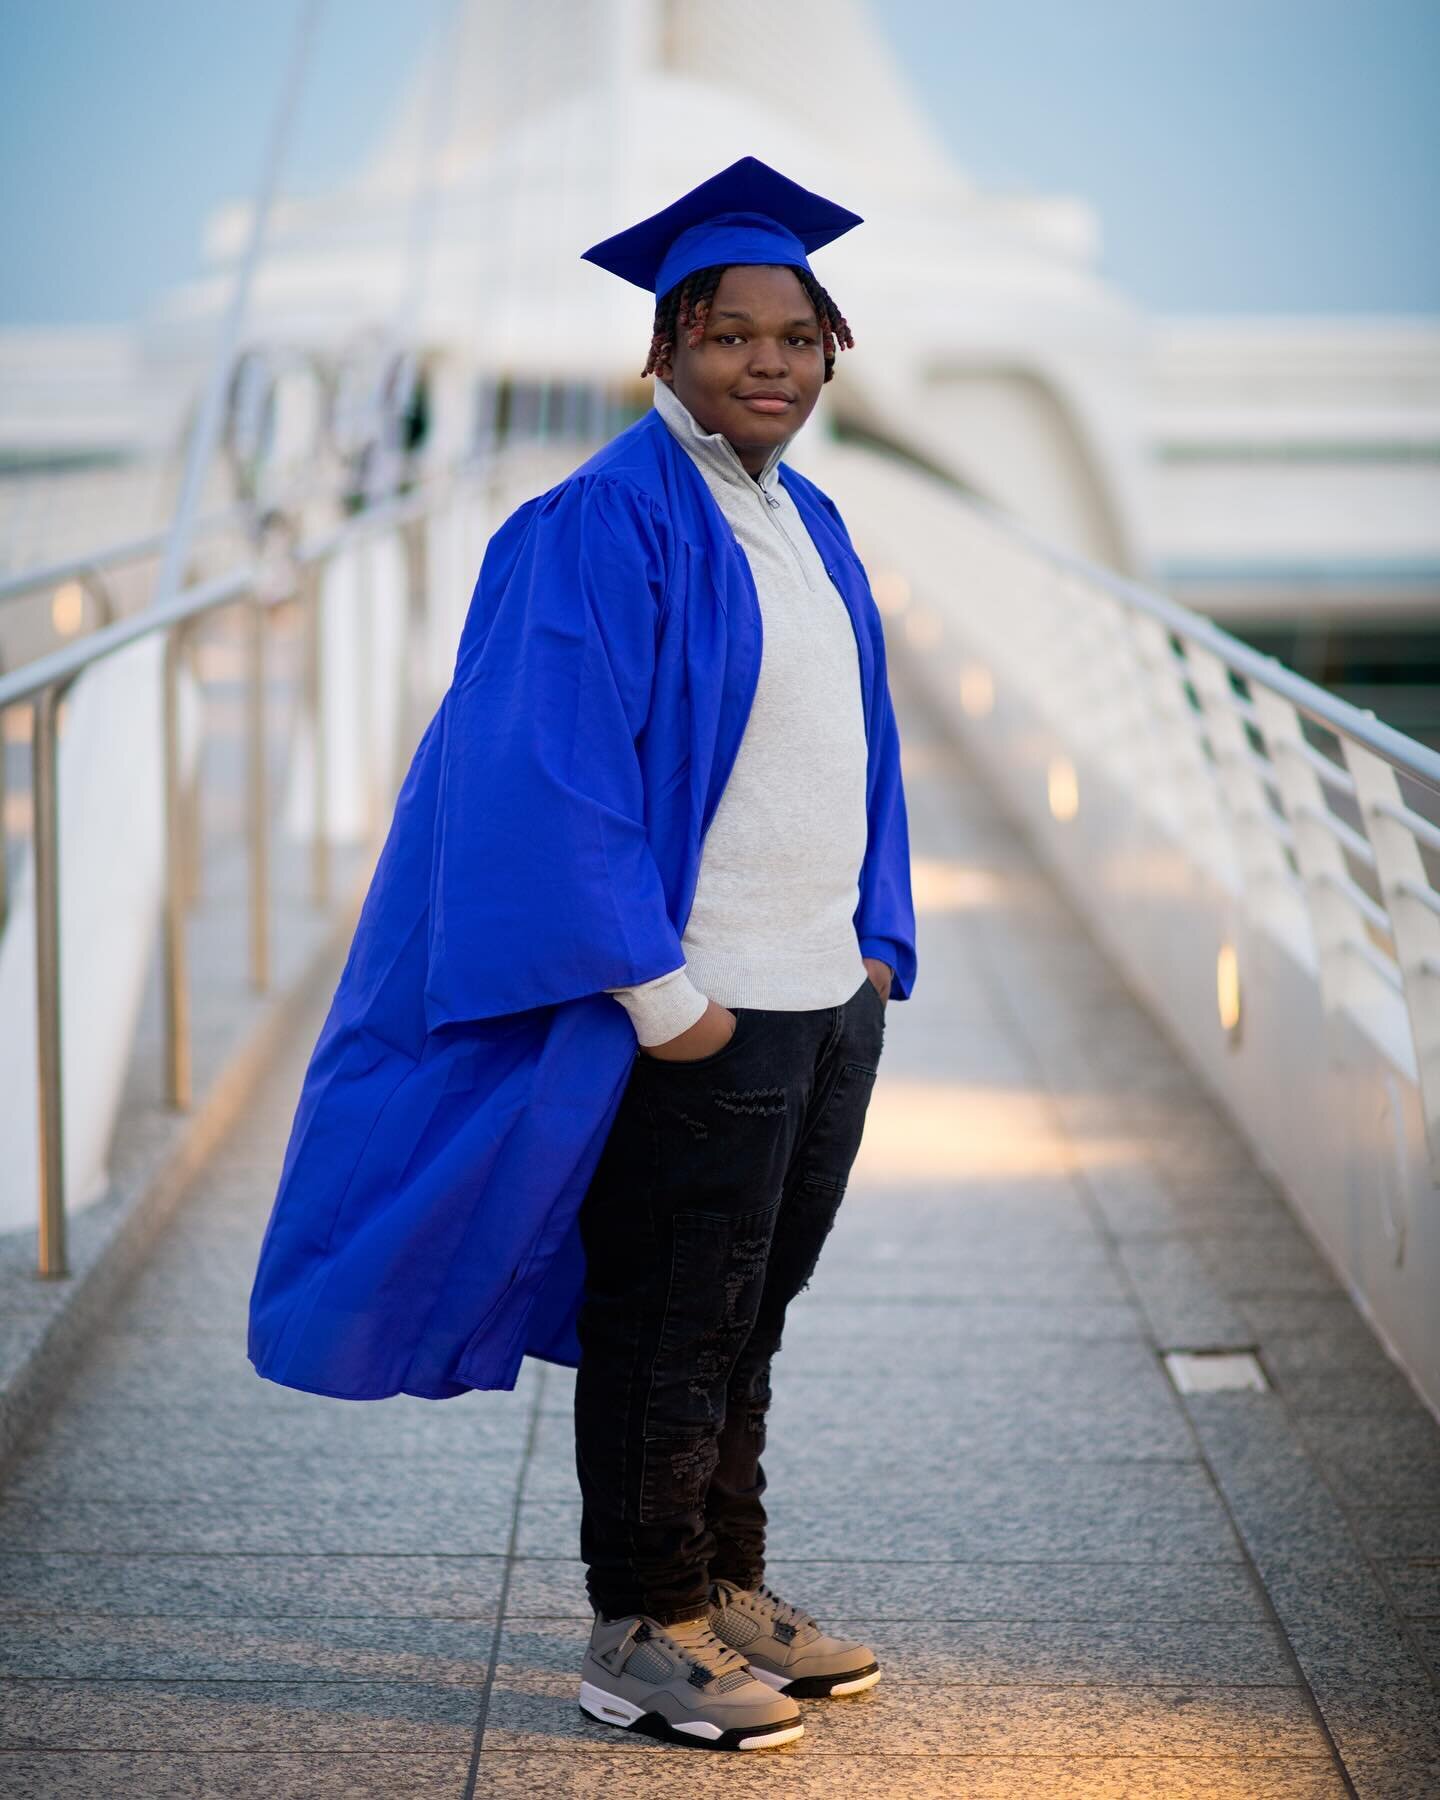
xmin=603 ymin=377 xmax=871 ymax=1046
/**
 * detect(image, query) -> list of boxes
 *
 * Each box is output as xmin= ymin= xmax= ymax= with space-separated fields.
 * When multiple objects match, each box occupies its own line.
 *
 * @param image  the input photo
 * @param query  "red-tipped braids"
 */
xmin=641 ymin=263 xmax=854 ymax=384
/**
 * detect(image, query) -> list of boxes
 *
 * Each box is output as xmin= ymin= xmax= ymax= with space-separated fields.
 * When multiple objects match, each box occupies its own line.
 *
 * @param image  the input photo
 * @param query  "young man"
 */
xmin=571 ymin=159 xmax=917 ymax=1751
xmin=246 ymin=157 xmax=915 ymax=1755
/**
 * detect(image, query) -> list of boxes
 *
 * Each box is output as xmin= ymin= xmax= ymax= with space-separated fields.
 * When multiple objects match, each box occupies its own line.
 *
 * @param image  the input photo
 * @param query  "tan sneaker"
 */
xmin=708 ymin=1578 xmax=882 ymax=1697
xmin=579 ymin=1611 xmax=805 ymax=1750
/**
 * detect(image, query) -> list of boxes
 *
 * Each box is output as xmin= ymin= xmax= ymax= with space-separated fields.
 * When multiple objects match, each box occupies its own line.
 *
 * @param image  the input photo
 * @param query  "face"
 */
xmin=658 ymin=264 xmax=826 ymax=476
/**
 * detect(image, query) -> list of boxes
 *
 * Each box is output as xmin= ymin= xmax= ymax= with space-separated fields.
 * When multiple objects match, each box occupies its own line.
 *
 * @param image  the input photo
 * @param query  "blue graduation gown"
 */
xmin=246 ymin=407 xmax=917 ymax=1400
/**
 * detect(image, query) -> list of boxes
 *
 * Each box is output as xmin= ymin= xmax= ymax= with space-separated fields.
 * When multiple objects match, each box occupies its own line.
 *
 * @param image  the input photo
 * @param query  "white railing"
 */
xmin=822 ymin=442 xmax=1440 ymax=1414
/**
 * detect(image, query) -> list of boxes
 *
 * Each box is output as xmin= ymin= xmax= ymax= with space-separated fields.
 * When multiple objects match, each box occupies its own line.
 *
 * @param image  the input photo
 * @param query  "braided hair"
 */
xmin=641 ymin=263 xmax=854 ymax=383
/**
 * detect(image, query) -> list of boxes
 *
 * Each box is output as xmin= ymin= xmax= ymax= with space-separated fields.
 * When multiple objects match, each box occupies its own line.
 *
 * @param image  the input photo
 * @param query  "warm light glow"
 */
xmin=3 ymin=706 xmax=33 ymax=744
xmin=853 ymin=1078 xmax=1150 ymax=1183
xmin=899 ymin=742 xmax=947 ymax=776
xmin=51 ymin=581 xmax=85 ymax=637
xmin=911 ymin=856 xmax=1012 ymax=913
xmin=959 ymin=661 xmax=994 ymax=718
xmin=194 ymin=641 xmax=248 ymax=681
xmin=1047 ymin=755 xmax=1079 ymax=822
xmin=872 ymin=569 xmax=911 ymax=615
xmin=1217 ymin=942 xmax=1241 ymax=1034
xmin=904 ymin=608 xmax=943 ymax=650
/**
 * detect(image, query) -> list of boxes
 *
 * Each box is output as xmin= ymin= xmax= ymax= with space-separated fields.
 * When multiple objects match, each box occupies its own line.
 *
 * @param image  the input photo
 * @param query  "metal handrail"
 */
xmin=0 ymin=508 xmax=252 ymax=608
xmin=0 ymin=474 xmax=450 ymax=714
xmin=0 ymin=457 xmax=485 ymax=1279
xmin=956 ymin=478 xmax=1440 ymax=801
xmin=0 ymin=567 xmax=256 ymax=712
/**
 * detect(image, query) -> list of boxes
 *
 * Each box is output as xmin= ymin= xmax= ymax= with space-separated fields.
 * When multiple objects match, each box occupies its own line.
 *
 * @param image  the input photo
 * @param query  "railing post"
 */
xmin=1125 ymin=615 xmax=1232 ymax=871
xmin=1344 ymin=739 xmax=1440 ymax=1174
xmin=0 ymin=655 xmax=9 ymax=941
xmin=161 ymin=626 xmax=192 ymax=1110
xmin=32 ymin=682 xmax=66 ymax=1277
xmin=1254 ymin=689 xmax=1367 ymax=1013
xmin=246 ymin=594 xmax=270 ymax=991
xmin=397 ymin=515 xmax=430 ymax=789
xmin=181 ymin=627 xmax=205 ymax=907
xmin=303 ymin=561 xmax=330 ymax=906
xmin=354 ymin=541 xmax=381 ymax=854
xmin=1188 ymin=645 xmax=1298 ymax=933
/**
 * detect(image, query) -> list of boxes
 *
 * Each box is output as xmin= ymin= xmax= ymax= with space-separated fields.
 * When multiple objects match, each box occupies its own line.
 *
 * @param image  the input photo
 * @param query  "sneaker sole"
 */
xmin=578 ymin=1680 xmax=804 ymax=1752
xmin=749 ymin=1661 xmax=883 ymax=1698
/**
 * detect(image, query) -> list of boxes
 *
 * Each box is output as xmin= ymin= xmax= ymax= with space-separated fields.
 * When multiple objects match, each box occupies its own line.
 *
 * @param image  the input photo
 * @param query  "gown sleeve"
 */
xmin=423 ymin=474 xmax=689 ymax=1031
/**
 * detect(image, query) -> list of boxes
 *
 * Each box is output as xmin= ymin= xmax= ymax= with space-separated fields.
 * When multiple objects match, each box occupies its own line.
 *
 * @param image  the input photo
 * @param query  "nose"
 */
xmin=747 ymin=337 xmax=789 ymax=379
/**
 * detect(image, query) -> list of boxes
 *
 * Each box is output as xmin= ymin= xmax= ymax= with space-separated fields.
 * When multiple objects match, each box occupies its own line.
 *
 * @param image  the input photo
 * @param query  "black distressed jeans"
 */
xmin=574 ymin=969 xmax=887 ymax=1624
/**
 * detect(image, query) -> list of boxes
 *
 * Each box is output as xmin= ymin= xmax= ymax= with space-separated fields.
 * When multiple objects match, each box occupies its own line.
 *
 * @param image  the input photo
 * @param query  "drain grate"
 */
xmin=1163 ymin=1349 xmax=1270 ymax=1394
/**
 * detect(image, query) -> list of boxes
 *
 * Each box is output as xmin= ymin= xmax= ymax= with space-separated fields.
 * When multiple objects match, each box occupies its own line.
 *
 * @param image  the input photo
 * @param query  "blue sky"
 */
xmin=1 ymin=0 xmax=1435 ymax=326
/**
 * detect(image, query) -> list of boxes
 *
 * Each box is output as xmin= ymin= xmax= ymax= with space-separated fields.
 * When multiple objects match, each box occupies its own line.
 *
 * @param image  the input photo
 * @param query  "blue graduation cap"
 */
xmin=581 ymin=156 xmax=863 ymax=301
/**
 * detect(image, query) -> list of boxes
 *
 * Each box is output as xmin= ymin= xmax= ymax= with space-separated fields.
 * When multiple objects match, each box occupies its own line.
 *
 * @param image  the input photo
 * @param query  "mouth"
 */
xmin=734 ymin=391 xmax=796 ymax=415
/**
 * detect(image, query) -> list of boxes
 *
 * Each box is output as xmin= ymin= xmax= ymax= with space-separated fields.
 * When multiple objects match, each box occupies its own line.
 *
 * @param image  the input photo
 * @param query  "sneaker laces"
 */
xmin=643 ymin=1614 xmax=753 ymax=1687
xmin=713 ymin=1579 xmax=821 ymax=1645
xmin=755 ymin=1581 xmax=821 ymax=1643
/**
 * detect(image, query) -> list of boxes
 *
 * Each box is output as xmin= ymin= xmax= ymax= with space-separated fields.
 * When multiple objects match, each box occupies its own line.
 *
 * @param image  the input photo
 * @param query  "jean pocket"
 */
xmin=639 ymin=1006 xmax=750 ymax=1073
xmin=856 ymin=973 xmax=887 ymax=1024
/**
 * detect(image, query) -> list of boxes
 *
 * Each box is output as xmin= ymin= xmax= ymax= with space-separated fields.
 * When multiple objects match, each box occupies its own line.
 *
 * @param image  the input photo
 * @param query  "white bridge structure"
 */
xmin=2 ymin=0 xmax=1438 ymax=1420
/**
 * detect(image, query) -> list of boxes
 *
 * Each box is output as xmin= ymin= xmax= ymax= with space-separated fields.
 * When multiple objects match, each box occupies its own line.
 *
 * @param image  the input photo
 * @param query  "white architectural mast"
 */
xmin=153 ymin=0 xmax=324 ymax=609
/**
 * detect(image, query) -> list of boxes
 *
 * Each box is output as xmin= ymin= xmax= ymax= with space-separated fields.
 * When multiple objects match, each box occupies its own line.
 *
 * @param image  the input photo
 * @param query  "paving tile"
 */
xmin=1382 ymin=1561 xmax=1440 ymax=1617
xmin=1409 ymin=1620 xmax=1440 ymax=1677
xmin=804 ymin=1256 xmax=1130 ymax=1303
xmin=3 ymin=1435 xmax=528 ymax=1504
xmin=1236 ymin=1295 xmax=1397 ymax=1340
xmin=1289 ymin=1410 xmax=1439 ymax=1462
xmin=0 ymin=1492 xmax=516 ymax=1556
xmin=1309 ymin=1685 xmax=1440 ymax=1766
xmin=1199 ymin=1236 xmax=1342 ymax=1301
xmin=0 ymin=1681 xmax=480 ymax=1751
xmin=1181 ymin=1393 xmax=1366 ymax=1564
xmin=27 ymin=1395 xmax=528 ymax=1462
xmin=1258 ymin=1558 xmax=1434 ymax=1689
xmin=771 ymin=1331 xmax=1175 ymax=1393
xmin=827 ymin=1185 xmax=1098 ymax=1241
xmin=758 ymin=1473 xmax=1242 ymax=1562
xmin=0 ymin=1616 xmax=498 ymax=1683
xmin=503 ymin=1555 xmax=1270 ymax=1624
xmin=515 ymin=1459 xmax=1244 ymax=1563
xmin=473 ymin=1752 xmax=1345 ymax=1798
xmin=1315 ymin=1458 xmax=1440 ymax=1514
xmin=1332 ymin=1757 xmax=1440 ymax=1800
xmin=1257 ymin=1324 xmax=1408 ymax=1382
xmin=782 ymin=1292 xmax=1146 ymax=1343
xmin=0 ymin=1755 xmax=473 ymax=1799
xmin=527 ymin=1382 xmax=1198 ymax=1478
xmin=1115 ymin=1238 xmax=1254 ymax=1349
xmin=1272 ymin=1371 xmax=1431 ymax=1420
xmin=0 ymin=1552 xmax=504 ymax=1618
xmin=1349 ymin=1514 xmax=1440 ymax=1560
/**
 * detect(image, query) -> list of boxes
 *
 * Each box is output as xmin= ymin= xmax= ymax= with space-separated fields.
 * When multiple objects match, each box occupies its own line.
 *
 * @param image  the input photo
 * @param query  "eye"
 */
xmin=714 ymin=333 xmax=745 ymax=346
xmin=787 ymin=334 xmax=817 ymax=346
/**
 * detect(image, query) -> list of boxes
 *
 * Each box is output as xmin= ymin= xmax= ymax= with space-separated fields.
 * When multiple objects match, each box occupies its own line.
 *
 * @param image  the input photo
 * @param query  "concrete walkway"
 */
xmin=2 ymin=657 xmax=1438 ymax=1797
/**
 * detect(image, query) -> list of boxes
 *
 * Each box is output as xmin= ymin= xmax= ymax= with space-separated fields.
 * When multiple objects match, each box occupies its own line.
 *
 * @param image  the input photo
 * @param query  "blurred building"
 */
xmin=2 ymin=0 xmax=1437 ymax=726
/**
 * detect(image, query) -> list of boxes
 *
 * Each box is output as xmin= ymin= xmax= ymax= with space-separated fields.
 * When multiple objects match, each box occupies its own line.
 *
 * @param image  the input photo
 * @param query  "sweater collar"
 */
xmin=651 ymin=376 xmax=787 ymax=497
